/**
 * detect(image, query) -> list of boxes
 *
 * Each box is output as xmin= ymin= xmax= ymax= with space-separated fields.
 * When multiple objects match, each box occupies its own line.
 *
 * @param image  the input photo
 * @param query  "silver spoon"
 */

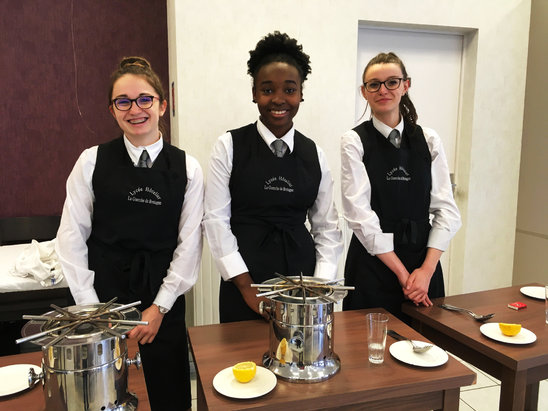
xmin=440 ymin=304 xmax=495 ymax=322
xmin=387 ymin=329 xmax=433 ymax=353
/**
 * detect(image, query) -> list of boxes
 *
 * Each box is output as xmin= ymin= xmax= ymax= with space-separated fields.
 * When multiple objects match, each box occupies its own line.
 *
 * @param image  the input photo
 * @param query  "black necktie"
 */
xmin=271 ymin=139 xmax=287 ymax=158
xmin=388 ymin=129 xmax=401 ymax=148
xmin=138 ymin=150 xmax=150 ymax=168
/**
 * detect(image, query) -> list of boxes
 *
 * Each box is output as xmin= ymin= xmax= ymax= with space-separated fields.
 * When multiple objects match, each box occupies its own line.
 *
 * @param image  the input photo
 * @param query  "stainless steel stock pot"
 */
xmin=258 ymin=275 xmax=351 ymax=383
xmin=19 ymin=301 xmax=143 ymax=410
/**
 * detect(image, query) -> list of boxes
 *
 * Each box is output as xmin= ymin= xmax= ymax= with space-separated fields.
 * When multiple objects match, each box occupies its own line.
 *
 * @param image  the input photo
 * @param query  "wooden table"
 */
xmin=0 ymin=338 xmax=149 ymax=411
xmin=402 ymin=284 xmax=548 ymax=411
xmin=188 ymin=308 xmax=476 ymax=410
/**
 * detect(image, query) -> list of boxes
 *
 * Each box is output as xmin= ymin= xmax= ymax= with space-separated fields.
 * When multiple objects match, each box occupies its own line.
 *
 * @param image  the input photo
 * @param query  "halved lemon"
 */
xmin=232 ymin=361 xmax=257 ymax=383
xmin=499 ymin=323 xmax=521 ymax=336
xmin=276 ymin=338 xmax=292 ymax=364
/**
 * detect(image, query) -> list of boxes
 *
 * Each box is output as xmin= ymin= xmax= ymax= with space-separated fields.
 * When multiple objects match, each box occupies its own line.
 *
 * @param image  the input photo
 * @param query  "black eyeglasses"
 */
xmin=363 ymin=78 xmax=405 ymax=93
xmin=111 ymin=95 xmax=157 ymax=111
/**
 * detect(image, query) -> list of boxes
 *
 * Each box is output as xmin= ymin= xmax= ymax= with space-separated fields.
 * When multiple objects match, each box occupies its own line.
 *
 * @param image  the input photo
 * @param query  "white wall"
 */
xmin=167 ymin=0 xmax=531 ymax=323
xmin=513 ymin=0 xmax=548 ymax=285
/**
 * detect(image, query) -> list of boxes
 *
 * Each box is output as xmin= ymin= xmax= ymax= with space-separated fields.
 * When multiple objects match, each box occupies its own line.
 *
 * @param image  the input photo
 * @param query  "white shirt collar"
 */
xmin=123 ymin=134 xmax=164 ymax=166
xmin=256 ymin=118 xmax=295 ymax=153
xmin=372 ymin=115 xmax=404 ymax=139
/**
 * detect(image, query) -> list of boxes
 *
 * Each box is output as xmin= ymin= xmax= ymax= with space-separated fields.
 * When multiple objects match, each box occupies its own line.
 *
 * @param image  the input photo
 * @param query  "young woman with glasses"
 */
xmin=56 ymin=56 xmax=203 ymax=410
xmin=341 ymin=52 xmax=461 ymax=321
xmin=204 ymin=32 xmax=343 ymax=323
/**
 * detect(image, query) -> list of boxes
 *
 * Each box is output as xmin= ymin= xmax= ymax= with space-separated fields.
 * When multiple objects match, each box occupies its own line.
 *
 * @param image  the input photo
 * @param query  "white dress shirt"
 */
xmin=56 ymin=135 xmax=204 ymax=310
xmin=204 ymin=119 xmax=343 ymax=281
xmin=341 ymin=116 xmax=461 ymax=256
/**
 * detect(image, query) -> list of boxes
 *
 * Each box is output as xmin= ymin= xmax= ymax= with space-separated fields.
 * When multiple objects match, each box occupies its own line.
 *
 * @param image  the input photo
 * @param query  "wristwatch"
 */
xmin=155 ymin=304 xmax=169 ymax=315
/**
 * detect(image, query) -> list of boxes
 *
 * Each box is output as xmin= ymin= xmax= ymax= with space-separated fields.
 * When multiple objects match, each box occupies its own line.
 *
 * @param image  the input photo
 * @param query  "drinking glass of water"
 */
xmin=366 ymin=313 xmax=389 ymax=364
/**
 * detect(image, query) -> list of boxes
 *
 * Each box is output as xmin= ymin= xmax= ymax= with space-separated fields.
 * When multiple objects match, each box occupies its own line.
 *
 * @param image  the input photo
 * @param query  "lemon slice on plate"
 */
xmin=232 ymin=361 xmax=257 ymax=383
xmin=499 ymin=323 xmax=521 ymax=336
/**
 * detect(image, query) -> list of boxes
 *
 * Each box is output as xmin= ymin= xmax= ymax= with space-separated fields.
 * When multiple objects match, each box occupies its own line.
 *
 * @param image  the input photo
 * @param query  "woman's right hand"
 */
xmin=232 ymin=272 xmax=269 ymax=320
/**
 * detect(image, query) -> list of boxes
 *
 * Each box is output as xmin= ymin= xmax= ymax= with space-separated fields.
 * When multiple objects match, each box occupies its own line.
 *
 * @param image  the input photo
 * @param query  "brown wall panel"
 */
xmin=0 ymin=0 xmax=169 ymax=218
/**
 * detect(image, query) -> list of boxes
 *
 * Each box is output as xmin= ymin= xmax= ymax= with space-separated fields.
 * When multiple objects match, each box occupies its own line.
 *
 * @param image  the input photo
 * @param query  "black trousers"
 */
xmin=138 ymin=295 xmax=190 ymax=410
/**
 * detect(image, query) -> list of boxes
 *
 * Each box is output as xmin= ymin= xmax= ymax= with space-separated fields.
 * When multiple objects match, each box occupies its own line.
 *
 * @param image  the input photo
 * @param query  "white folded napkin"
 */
xmin=10 ymin=239 xmax=64 ymax=287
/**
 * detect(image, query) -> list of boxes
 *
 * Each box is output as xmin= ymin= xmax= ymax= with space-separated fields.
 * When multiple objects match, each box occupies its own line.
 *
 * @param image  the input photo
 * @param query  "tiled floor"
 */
xmin=453 ymin=354 xmax=548 ymax=411
xmin=188 ymin=353 xmax=548 ymax=410
xmin=190 ymin=358 xmax=197 ymax=410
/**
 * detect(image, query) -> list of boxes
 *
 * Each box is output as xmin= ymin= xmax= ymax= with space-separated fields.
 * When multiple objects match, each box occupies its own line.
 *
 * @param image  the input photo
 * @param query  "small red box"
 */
xmin=508 ymin=301 xmax=527 ymax=310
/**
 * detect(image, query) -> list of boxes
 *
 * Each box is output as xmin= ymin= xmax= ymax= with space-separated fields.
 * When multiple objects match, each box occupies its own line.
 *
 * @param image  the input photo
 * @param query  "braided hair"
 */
xmin=362 ymin=52 xmax=418 ymax=127
xmin=247 ymin=31 xmax=311 ymax=86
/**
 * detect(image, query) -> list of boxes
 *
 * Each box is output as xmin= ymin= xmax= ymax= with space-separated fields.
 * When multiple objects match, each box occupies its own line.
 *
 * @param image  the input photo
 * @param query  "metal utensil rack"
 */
xmin=252 ymin=273 xmax=354 ymax=304
xmin=17 ymin=297 xmax=147 ymax=347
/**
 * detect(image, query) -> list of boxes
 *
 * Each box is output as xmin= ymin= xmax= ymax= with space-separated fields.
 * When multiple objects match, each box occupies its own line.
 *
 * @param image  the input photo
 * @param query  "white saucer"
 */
xmin=480 ymin=323 xmax=537 ymax=344
xmin=520 ymin=286 xmax=545 ymax=300
xmin=213 ymin=366 xmax=277 ymax=399
xmin=389 ymin=341 xmax=448 ymax=367
xmin=0 ymin=364 xmax=41 ymax=397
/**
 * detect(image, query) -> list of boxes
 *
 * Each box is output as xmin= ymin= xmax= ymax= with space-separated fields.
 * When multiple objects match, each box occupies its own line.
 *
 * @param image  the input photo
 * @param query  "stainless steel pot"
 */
xmin=20 ymin=303 xmax=143 ymax=411
xmin=259 ymin=276 xmax=349 ymax=383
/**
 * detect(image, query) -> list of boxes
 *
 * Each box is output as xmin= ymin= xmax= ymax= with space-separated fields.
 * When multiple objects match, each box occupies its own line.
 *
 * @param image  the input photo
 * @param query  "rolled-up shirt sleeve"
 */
xmin=308 ymin=145 xmax=344 ymax=280
xmin=341 ymin=130 xmax=393 ymax=256
xmin=203 ymin=132 xmax=249 ymax=281
xmin=56 ymin=147 xmax=100 ymax=305
xmin=423 ymin=127 xmax=461 ymax=251
xmin=153 ymin=154 xmax=204 ymax=310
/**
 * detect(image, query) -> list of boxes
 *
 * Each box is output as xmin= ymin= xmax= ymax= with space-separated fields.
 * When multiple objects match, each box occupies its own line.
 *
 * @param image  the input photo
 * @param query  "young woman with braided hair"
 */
xmin=341 ymin=52 xmax=461 ymax=321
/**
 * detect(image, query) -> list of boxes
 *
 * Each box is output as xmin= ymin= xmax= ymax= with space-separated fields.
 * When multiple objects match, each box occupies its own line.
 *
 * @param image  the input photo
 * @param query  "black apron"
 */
xmin=343 ymin=121 xmax=444 ymax=321
xmin=220 ymin=123 xmax=321 ymax=323
xmin=88 ymin=136 xmax=191 ymax=410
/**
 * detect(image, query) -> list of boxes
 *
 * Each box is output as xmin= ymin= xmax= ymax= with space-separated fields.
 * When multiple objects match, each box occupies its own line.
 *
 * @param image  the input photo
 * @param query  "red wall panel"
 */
xmin=0 ymin=0 xmax=169 ymax=217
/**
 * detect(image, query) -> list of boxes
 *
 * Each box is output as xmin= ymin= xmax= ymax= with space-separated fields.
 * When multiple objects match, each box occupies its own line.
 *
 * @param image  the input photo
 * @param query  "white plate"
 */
xmin=480 ymin=323 xmax=537 ymax=344
xmin=213 ymin=366 xmax=277 ymax=399
xmin=520 ymin=286 xmax=545 ymax=300
xmin=0 ymin=364 xmax=41 ymax=397
xmin=389 ymin=340 xmax=448 ymax=367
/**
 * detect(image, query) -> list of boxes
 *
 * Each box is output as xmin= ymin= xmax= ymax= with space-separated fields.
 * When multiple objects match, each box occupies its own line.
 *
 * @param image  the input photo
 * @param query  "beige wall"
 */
xmin=167 ymin=0 xmax=531 ymax=321
xmin=513 ymin=0 xmax=548 ymax=286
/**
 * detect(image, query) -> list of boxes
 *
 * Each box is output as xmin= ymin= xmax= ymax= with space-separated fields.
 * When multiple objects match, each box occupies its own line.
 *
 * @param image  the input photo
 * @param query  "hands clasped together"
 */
xmin=402 ymin=266 xmax=434 ymax=307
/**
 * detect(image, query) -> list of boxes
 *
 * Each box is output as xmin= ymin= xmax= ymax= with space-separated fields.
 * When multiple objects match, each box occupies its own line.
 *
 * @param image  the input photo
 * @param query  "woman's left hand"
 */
xmin=127 ymin=305 xmax=165 ymax=344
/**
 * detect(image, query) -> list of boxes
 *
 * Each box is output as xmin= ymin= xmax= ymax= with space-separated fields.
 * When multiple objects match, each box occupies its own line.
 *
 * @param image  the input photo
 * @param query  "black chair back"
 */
xmin=0 ymin=216 xmax=61 ymax=245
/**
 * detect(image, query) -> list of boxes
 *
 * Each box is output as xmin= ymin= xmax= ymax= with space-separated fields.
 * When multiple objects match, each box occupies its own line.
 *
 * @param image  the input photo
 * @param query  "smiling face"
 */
xmin=252 ymin=62 xmax=302 ymax=138
xmin=362 ymin=63 xmax=409 ymax=127
xmin=109 ymin=74 xmax=167 ymax=146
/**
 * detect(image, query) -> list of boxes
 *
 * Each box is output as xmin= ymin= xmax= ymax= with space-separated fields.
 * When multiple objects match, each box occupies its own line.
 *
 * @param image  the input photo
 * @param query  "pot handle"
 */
xmin=126 ymin=351 xmax=142 ymax=369
xmin=28 ymin=367 xmax=43 ymax=387
xmin=259 ymin=301 xmax=271 ymax=318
